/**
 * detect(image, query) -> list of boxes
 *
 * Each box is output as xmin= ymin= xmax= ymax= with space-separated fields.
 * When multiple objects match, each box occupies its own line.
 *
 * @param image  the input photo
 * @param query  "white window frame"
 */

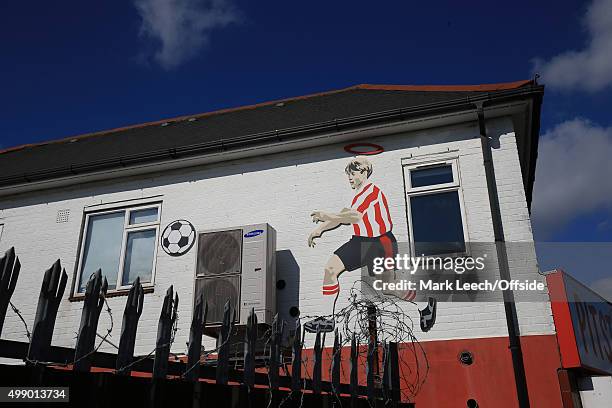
xmin=74 ymin=202 xmax=161 ymax=296
xmin=403 ymin=158 xmax=470 ymax=257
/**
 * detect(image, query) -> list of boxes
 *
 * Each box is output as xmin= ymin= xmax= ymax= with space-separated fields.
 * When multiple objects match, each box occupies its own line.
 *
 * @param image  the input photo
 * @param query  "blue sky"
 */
xmin=1 ymin=0 xmax=611 ymax=293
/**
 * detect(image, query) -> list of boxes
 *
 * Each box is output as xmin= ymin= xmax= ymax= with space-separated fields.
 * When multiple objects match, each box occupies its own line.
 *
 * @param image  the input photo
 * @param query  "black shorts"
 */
xmin=334 ymin=231 xmax=398 ymax=275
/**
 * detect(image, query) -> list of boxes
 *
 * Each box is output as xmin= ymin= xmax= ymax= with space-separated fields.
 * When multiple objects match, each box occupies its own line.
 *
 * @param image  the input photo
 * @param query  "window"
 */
xmin=75 ymin=204 xmax=161 ymax=293
xmin=404 ymin=160 xmax=468 ymax=256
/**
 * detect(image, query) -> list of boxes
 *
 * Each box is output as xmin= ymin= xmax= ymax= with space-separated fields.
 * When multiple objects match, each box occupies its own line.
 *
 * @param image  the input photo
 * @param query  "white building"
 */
xmin=0 ymin=80 xmax=581 ymax=406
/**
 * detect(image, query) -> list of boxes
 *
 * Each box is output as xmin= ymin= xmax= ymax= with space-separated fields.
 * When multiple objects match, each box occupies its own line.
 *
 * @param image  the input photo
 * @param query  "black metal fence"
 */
xmin=0 ymin=247 xmax=412 ymax=407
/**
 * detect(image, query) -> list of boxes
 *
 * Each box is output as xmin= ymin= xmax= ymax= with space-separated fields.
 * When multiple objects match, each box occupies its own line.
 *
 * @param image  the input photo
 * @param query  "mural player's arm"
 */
xmin=308 ymin=208 xmax=363 ymax=247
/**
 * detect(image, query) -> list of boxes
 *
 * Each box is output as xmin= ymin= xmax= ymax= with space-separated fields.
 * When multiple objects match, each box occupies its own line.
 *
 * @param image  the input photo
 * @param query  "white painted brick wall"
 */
xmin=0 ymin=116 xmax=554 ymax=357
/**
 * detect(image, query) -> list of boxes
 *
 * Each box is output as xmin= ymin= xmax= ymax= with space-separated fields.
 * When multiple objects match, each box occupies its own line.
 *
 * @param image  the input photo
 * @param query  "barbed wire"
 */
xmin=70 ymin=295 xmax=114 ymax=368
xmin=179 ymin=318 xmax=239 ymax=379
xmin=299 ymin=279 xmax=429 ymax=404
xmin=9 ymin=301 xmax=31 ymax=341
xmin=234 ymin=279 xmax=430 ymax=407
xmin=115 ymin=302 xmax=180 ymax=375
xmin=6 ymin=279 xmax=428 ymax=404
xmin=18 ymin=293 xmax=114 ymax=369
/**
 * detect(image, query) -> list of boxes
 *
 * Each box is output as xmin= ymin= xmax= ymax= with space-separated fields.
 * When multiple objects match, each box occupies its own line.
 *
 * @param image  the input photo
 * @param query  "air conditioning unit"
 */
xmin=193 ymin=223 xmax=276 ymax=329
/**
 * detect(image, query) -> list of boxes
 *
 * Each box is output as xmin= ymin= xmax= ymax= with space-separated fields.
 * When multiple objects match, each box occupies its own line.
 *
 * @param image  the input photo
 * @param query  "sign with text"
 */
xmin=547 ymin=270 xmax=612 ymax=375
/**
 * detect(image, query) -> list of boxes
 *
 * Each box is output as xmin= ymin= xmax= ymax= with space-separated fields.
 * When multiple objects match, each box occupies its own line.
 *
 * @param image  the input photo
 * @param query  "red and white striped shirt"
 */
xmin=350 ymin=183 xmax=393 ymax=237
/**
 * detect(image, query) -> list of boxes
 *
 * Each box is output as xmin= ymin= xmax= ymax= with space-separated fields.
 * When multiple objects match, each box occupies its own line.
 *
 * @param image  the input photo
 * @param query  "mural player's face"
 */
xmin=348 ymin=169 xmax=367 ymax=190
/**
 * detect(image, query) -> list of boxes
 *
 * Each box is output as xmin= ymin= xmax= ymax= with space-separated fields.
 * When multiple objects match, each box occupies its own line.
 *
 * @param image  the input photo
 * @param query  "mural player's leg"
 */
xmin=324 ymin=255 xmax=346 ymax=317
xmin=322 ymin=254 xmax=345 ymax=295
xmin=304 ymin=255 xmax=345 ymax=333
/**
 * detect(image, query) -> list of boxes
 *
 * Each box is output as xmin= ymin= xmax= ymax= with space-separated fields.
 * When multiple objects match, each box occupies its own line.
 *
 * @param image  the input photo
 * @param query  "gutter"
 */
xmin=476 ymin=102 xmax=531 ymax=407
xmin=525 ymin=89 xmax=544 ymax=211
xmin=0 ymin=85 xmax=544 ymax=191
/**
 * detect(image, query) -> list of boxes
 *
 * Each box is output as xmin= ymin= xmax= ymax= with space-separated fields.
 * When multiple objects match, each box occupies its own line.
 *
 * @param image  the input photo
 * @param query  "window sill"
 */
xmin=418 ymin=251 xmax=470 ymax=259
xmin=69 ymin=286 xmax=154 ymax=302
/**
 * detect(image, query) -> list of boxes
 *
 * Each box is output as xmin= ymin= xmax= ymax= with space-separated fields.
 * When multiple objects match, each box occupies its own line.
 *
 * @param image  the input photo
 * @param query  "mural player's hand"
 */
xmin=311 ymin=211 xmax=331 ymax=223
xmin=308 ymin=229 xmax=322 ymax=247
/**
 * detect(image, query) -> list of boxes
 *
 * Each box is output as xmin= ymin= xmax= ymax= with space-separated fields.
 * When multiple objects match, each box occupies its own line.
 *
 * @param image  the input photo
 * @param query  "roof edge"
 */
xmin=0 ymin=80 xmax=533 ymax=156
xmin=356 ymin=80 xmax=533 ymax=92
xmin=0 ymin=84 xmax=544 ymax=192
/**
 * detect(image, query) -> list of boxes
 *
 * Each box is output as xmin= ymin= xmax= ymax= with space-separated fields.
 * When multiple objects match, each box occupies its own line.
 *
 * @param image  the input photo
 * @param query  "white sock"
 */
xmin=320 ymin=288 xmax=339 ymax=318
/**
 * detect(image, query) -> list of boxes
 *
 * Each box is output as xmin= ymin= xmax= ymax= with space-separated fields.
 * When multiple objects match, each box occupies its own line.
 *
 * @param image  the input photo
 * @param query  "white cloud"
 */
xmin=533 ymin=0 xmax=612 ymax=92
xmin=590 ymin=277 xmax=612 ymax=301
xmin=532 ymin=118 xmax=612 ymax=237
xmin=133 ymin=0 xmax=239 ymax=69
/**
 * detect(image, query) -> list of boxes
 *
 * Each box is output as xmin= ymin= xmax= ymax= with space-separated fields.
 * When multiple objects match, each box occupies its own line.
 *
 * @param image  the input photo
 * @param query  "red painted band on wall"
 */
xmin=297 ymin=334 xmax=563 ymax=407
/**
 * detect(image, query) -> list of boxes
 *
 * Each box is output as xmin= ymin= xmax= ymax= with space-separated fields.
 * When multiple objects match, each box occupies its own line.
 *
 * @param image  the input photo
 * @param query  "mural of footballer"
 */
xmin=305 ymin=156 xmax=437 ymax=333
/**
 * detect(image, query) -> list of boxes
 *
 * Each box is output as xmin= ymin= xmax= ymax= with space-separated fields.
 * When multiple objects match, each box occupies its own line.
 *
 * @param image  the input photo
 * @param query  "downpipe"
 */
xmin=476 ymin=102 xmax=531 ymax=408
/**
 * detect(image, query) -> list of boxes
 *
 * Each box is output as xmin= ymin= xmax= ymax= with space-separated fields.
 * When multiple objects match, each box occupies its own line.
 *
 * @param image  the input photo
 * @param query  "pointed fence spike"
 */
xmin=27 ymin=260 xmax=66 ymax=363
xmin=116 ymin=278 xmax=144 ymax=375
xmin=269 ymin=314 xmax=281 ymax=390
xmin=0 ymin=248 xmax=20 ymax=337
xmin=203 ymin=302 xmax=208 ymax=328
xmin=388 ymin=342 xmax=401 ymax=403
xmin=243 ymin=308 xmax=257 ymax=389
xmin=367 ymin=336 xmax=376 ymax=401
xmin=9 ymin=258 xmax=20 ymax=295
xmin=312 ymin=329 xmax=322 ymax=394
xmin=331 ymin=329 xmax=341 ymax=394
xmin=49 ymin=262 xmax=60 ymax=296
xmin=291 ymin=321 xmax=302 ymax=393
xmin=41 ymin=266 xmax=52 ymax=295
xmin=350 ymin=334 xmax=359 ymax=405
xmin=130 ymin=277 xmax=140 ymax=308
xmin=0 ymin=252 xmax=6 ymax=272
xmin=173 ymin=293 xmax=179 ymax=319
xmin=152 ymin=286 xmax=178 ymax=380
xmin=136 ymin=283 xmax=144 ymax=317
xmin=56 ymin=270 xmax=68 ymax=303
xmin=185 ymin=291 xmax=205 ymax=381
xmin=382 ymin=341 xmax=390 ymax=400
xmin=3 ymin=248 xmax=15 ymax=276
xmin=73 ymin=269 xmax=106 ymax=372
xmin=215 ymin=300 xmax=231 ymax=385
